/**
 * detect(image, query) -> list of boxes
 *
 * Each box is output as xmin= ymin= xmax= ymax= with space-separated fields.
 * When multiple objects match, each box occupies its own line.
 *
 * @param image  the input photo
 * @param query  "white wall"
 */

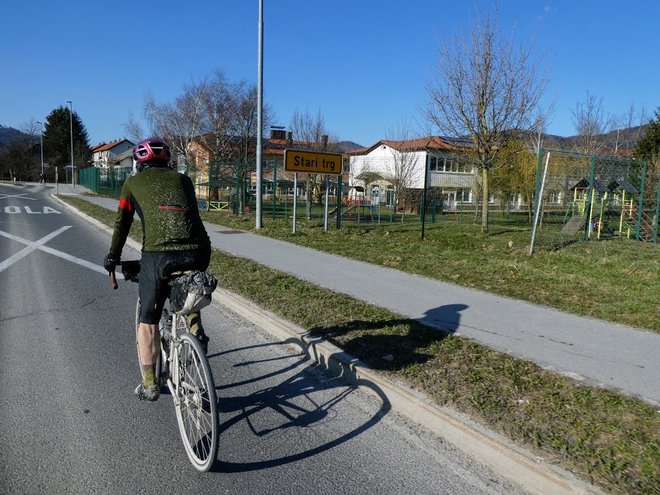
xmin=92 ymin=141 xmax=134 ymax=169
xmin=349 ymin=144 xmax=428 ymax=190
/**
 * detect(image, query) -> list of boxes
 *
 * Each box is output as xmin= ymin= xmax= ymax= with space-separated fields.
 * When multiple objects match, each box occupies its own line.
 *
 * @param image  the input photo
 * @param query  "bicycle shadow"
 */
xmin=208 ymin=339 xmax=390 ymax=473
xmin=206 ymin=303 xmax=466 ymax=472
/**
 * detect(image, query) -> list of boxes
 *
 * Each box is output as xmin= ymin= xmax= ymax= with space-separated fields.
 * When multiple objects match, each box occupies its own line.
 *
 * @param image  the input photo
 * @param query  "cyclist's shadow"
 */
xmin=207 ymin=339 xmax=390 ymax=473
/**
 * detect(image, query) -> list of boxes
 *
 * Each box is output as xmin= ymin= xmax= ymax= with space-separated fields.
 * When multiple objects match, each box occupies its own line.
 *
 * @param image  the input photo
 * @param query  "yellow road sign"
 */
xmin=284 ymin=149 xmax=343 ymax=175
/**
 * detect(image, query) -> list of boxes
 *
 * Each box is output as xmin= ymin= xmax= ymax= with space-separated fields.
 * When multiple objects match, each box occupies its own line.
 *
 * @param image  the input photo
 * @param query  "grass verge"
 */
xmin=65 ymin=196 xmax=659 ymax=495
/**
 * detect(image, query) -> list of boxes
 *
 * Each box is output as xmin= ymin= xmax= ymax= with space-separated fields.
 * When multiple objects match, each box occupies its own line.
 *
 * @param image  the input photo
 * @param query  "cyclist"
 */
xmin=104 ymin=138 xmax=212 ymax=401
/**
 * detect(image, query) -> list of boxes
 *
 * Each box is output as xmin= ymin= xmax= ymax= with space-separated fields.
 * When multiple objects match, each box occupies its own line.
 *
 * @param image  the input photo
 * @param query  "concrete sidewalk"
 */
xmin=58 ymin=184 xmax=660 ymax=407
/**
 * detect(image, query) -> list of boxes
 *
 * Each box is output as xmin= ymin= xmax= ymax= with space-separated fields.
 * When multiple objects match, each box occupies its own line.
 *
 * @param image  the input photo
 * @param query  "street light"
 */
xmin=66 ymin=100 xmax=75 ymax=187
xmin=36 ymin=120 xmax=44 ymax=182
xmin=255 ymin=0 xmax=263 ymax=229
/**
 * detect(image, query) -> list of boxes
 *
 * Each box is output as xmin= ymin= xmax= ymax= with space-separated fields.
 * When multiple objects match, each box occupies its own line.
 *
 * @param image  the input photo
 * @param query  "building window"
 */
xmin=457 ymin=160 xmax=471 ymax=173
xmin=548 ymin=191 xmax=562 ymax=204
xmin=456 ymin=188 xmax=471 ymax=202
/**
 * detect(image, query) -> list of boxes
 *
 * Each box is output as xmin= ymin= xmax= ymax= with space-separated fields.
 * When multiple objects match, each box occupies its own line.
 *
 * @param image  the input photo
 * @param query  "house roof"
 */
xmin=113 ymin=149 xmax=134 ymax=164
xmin=349 ymin=136 xmax=461 ymax=156
xmin=91 ymin=138 xmax=135 ymax=153
xmin=608 ymin=180 xmax=639 ymax=194
xmin=570 ymin=178 xmax=609 ymax=192
xmin=190 ymin=133 xmax=342 ymax=159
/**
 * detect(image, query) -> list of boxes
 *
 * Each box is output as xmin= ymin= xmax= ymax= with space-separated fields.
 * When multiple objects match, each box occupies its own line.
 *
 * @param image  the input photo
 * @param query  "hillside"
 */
xmin=0 ymin=125 xmax=29 ymax=146
xmin=335 ymin=141 xmax=364 ymax=152
xmin=0 ymin=124 xmax=648 ymax=154
xmin=542 ymin=124 xmax=648 ymax=152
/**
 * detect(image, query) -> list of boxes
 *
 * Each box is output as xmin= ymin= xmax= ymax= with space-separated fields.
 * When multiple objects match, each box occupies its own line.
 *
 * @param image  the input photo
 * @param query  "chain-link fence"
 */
xmin=78 ymin=151 xmax=659 ymax=250
xmin=529 ymin=148 xmax=658 ymax=252
xmin=78 ymin=166 xmax=133 ymax=198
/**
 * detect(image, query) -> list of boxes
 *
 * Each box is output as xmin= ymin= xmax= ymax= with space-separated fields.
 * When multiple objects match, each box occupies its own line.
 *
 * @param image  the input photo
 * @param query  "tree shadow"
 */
xmin=306 ymin=304 xmax=468 ymax=371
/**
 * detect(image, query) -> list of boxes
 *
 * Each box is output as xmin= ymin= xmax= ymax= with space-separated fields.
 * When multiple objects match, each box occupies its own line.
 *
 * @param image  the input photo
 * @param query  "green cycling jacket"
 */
xmin=109 ymin=166 xmax=210 ymax=257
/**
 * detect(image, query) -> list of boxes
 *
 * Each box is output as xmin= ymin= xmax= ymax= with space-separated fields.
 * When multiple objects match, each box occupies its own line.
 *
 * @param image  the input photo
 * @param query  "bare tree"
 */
xmin=384 ymin=122 xmax=423 ymax=219
xmin=197 ymin=70 xmax=236 ymax=164
xmin=0 ymin=139 xmax=34 ymax=181
xmin=571 ymin=92 xmax=614 ymax=154
xmin=612 ymin=103 xmax=648 ymax=154
xmin=143 ymin=80 xmax=208 ymax=172
xmin=140 ymin=71 xmax=272 ymax=213
xmin=221 ymin=81 xmax=274 ymax=213
xmin=426 ymin=10 xmax=546 ymax=232
xmin=0 ymin=120 xmax=41 ymax=181
xmin=123 ymin=111 xmax=144 ymax=143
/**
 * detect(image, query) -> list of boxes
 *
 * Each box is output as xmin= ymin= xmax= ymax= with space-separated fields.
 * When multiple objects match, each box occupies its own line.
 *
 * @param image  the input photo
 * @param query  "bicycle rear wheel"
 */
xmin=172 ymin=330 xmax=218 ymax=471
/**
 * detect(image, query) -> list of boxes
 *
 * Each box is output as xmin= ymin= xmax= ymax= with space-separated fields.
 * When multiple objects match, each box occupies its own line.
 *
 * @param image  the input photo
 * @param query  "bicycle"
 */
xmin=110 ymin=261 xmax=219 ymax=471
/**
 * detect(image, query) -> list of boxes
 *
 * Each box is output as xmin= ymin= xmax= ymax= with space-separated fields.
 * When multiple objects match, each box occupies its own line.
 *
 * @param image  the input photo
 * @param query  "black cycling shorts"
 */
xmin=138 ymin=247 xmax=211 ymax=324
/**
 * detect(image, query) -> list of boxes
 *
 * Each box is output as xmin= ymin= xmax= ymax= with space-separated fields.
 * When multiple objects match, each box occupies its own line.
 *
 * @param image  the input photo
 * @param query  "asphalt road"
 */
xmin=0 ymin=183 xmax=530 ymax=494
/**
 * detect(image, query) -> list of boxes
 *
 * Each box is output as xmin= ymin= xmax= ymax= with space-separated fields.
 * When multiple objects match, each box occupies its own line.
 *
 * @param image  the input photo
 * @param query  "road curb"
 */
xmin=213 ymin=288 xmax=605 ymax=495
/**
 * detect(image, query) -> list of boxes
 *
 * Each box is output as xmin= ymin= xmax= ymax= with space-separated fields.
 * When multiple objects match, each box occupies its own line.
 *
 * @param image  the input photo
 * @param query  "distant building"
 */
xmin=348 ymin=136 xmax=477 ymax=210
xmin=186 ymin=129 xmax=350 ymax=204
xmin=91 ymin=139 xmax=135 ymax=169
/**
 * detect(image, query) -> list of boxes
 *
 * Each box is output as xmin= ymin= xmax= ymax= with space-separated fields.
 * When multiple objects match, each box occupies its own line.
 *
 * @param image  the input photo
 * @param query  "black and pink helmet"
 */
xmin=133 ymin=138 xmax=171 ymax=165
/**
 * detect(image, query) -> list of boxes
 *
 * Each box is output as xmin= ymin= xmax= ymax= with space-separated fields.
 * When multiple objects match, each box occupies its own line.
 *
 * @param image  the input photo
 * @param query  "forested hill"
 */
xmin=0 ymin=125 xmax=29 ymax=146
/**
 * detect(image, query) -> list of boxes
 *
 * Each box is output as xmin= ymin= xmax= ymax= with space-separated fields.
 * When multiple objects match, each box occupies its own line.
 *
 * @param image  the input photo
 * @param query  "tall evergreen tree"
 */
xmin=43 ymin=106 xmax=92 ymax=171
xmin=633 ymin=108 xmax=660 ymax=166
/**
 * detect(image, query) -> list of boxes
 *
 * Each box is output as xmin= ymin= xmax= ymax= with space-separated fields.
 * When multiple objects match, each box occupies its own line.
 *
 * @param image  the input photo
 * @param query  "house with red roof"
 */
xmin=348 ymin=136 xmax=477 ymax=211
xmin=91 ymin=139 xmax=135 ymax=169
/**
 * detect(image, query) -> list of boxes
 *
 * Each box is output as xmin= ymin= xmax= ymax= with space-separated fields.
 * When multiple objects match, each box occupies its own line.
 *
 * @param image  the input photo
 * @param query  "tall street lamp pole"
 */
xmin=36 ymin=120 xmax=44 ymax=182
xmin=66 ymin=100 xmax=75 ymax=187
xmin=255 ymin=0 xmax=263 ymax=229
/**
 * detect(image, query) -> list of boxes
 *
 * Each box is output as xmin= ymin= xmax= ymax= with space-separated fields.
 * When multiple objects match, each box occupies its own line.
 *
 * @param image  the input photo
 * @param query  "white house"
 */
xmin=91 ymin=139 xmax=135 ymax=169
xmin=349 ymin=136 xmax=478 ymax=210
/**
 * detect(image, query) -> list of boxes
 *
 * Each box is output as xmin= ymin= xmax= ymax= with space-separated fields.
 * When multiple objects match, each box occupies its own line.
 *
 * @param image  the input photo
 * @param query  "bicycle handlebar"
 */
xmin=108 ymin=260 xmax=141 ymax=290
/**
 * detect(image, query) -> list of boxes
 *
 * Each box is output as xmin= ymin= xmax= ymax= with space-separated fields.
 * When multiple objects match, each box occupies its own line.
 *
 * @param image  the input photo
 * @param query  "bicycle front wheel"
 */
xmin=172 ymin=331 xmax=218 ymax=471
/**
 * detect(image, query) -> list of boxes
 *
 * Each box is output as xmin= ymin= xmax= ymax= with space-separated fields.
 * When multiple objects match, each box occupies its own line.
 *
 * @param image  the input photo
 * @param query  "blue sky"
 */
xmin=2 ymin=1 xmax=658 ymax=148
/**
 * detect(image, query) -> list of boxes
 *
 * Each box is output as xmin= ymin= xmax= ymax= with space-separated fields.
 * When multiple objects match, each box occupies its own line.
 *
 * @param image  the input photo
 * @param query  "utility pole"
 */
xmin=36 ymin=120 xmax=44 ymax=182
xmin=255 ymin=0 xmax=264 ymax=229
xmin=66 ymin=100 xmax=75 ymax=187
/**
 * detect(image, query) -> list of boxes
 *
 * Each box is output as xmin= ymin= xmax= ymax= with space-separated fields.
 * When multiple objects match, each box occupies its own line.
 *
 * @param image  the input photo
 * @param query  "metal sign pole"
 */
xmin=292 ymin=172 xmax=298 ymax=234
xmin=323 ymin=175 xmax=330 ymax=232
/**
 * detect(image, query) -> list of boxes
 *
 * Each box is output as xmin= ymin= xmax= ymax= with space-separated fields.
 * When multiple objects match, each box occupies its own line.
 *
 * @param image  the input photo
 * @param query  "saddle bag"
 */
xmin=169 ymin=271 xmax=218 ymax=314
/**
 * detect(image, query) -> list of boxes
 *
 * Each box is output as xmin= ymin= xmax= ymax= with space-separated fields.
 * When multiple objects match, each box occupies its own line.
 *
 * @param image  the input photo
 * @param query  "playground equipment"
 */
xmin=608 ymin=180 xmax=640 ymax=239
xmin=563 ymin=178 xmax=608 ymax=238
xmin=530 ymin=148 xmax=658 ymax=252
xmin=563 ymin=177 xmax=657 ymax=241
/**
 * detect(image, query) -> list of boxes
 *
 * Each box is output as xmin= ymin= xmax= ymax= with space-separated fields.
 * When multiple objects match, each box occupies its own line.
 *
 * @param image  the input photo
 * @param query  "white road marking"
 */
xmin=0 ymin=227 xmax=107 ymax=275
xmin=0 ymin=193 xmax=36 ymax=200
xmin=1 ymin=205 xmax=61 ymax=214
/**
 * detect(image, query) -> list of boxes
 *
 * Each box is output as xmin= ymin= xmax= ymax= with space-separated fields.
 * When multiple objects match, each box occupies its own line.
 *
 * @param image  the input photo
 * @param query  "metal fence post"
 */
xmin=336 ymin=175 xmax=342 ymax=230
xmin=652 ymin=168 xmax=660 ymax=243
xmin=584 ymin=154 xmax=596 ymax=241
xmin=636 ymin=160 xmax=647 ymax=241
xmin=272 ymin=160 xmax=277 ymax=220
